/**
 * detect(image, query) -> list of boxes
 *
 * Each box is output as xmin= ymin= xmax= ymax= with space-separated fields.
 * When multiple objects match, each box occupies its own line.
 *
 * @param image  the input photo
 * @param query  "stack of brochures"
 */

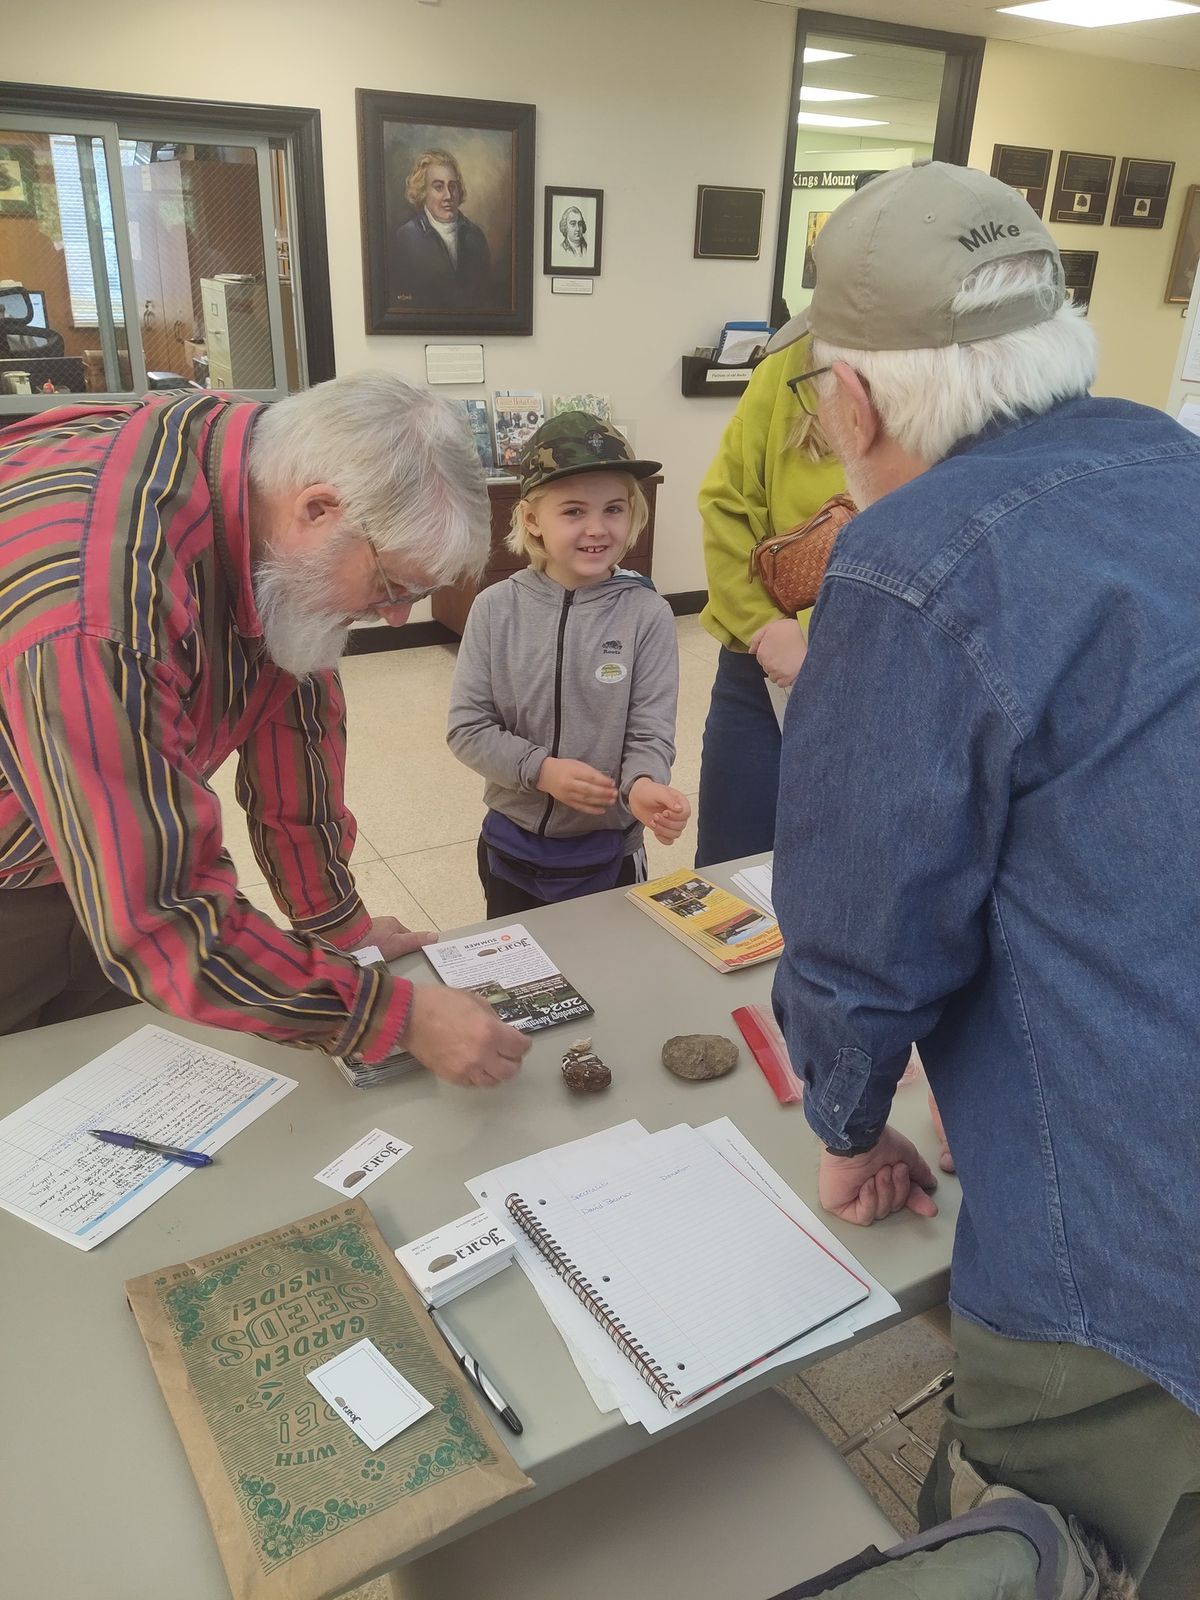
xmin=335 ymin=924 xmax=593 ymax=1087
xmin=395 ymin=1207 xmax=517 ymax=1307
xmin=422 ymin=923 xmax=593 ymax=1032
xmin=626 ymin=869 xmax=783 ymax=971
xmin=466 ymin=1119 xmax=898 ymax=1434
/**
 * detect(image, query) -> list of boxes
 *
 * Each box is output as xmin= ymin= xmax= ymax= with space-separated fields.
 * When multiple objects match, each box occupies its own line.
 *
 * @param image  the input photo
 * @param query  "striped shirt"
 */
xmin=0 ymin=392 xmax=412 ymax=1062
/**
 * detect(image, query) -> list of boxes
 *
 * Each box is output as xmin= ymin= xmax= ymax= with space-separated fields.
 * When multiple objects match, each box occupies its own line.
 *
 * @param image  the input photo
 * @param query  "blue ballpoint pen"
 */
xmin=428 ymin=1305 xmax=523 ymax=1434
xmin=89 ymin=1129 xmax=213 ymax=1167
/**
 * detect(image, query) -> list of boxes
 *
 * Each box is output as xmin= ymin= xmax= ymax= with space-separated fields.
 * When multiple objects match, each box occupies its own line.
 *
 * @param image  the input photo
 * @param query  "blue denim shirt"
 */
xmin=771 ymin=396 xmax=1200 ymax=1413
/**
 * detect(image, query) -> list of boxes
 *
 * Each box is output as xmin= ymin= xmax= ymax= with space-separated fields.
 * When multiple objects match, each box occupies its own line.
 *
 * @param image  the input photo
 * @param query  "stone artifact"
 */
xmin=661 ymin=1033 xmax=739 ymax=1081
xmin=561 ymin=1037 xmax=612 ymax=1093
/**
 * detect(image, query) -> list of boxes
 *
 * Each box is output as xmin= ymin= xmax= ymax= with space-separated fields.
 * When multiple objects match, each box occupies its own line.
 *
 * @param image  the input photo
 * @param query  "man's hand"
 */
xmin=818 ymin=1125 xmax=939 ymax=1226
xmin=748 ymin=618 xmax=808 ymax=688
xmin=536 ymin=756 xmax=618 ymax=816
xmin=628 ymin=779 xmax=691 ymax=845
xmin=362 ymin=916 xmax=437 ymax=960
xmin=402 ymin=987 xmax=530 ymax=1088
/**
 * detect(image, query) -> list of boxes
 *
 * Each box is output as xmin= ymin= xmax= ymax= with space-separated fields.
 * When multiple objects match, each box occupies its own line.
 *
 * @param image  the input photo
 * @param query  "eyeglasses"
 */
xmin=785 ymin=365 xmax=832 ymax=415
xmin=367 ymin=543 xmax=440 ymax=610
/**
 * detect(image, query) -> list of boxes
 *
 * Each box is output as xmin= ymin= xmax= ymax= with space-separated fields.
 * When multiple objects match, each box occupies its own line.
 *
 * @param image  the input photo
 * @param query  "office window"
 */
xmin=1 ymin=108 xmax=309 ymax=412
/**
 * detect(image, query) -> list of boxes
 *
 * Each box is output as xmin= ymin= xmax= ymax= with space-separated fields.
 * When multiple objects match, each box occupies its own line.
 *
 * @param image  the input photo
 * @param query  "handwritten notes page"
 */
xmin=509 ymin=1125 xmax=869 ymax=1407
xmin=0 ymin=1024 xmax=296 ymax=1249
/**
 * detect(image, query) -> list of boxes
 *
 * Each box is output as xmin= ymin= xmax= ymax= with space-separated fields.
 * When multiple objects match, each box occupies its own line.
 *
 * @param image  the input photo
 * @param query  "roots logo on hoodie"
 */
xmin=595 ymin=661 xmax=627 ymax=684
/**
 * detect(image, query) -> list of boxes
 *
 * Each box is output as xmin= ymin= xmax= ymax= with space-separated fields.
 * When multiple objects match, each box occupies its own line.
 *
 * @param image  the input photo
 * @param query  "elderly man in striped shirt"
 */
xmin=0 ymin=372 xmax=529 ymax=1088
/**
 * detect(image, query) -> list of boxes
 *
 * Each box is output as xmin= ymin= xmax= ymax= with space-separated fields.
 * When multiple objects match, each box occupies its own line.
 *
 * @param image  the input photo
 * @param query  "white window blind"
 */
xmin=48 ymin=135 xmax=125 ymax=326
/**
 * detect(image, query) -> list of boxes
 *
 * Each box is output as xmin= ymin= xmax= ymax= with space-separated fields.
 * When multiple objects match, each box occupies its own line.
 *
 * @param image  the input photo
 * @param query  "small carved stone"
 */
xmin=661 ymin=1033 xmax=739 ymax=1081
xmin=561 ymin=1036 xmax=612 ymax=1094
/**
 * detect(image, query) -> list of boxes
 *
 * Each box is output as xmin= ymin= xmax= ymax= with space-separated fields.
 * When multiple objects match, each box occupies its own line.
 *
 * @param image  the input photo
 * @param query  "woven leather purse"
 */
xmin=750 ymin=493 xmax=857 ymax=615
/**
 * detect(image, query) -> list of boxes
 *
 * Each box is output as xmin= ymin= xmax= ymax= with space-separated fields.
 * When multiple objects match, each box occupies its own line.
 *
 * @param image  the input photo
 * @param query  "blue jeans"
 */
xmin=696 ymin=646 xmax=781 ymax=867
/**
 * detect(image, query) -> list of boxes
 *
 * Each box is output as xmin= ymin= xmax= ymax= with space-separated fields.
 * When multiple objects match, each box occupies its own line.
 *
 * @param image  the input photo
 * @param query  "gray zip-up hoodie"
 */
xmin=447 ymin=567 xmax=679 ymax=847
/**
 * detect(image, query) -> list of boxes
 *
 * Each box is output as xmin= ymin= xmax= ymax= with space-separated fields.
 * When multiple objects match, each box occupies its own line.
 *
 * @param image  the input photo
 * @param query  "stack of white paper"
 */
xmin=467 ymin=1118 xmax=898 ymax=1433
xmin=731 ymin=860 xmax=776 ymax=919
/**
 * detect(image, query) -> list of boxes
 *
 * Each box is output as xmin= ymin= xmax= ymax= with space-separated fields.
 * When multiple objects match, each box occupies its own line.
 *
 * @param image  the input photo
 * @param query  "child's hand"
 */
xmin=748 ymin=617 xmax=808 ymax=688
xmin=536 ymin=757 xmax=618 ymax=815
xmin=628 ymin=780 xmax=691 ymax=845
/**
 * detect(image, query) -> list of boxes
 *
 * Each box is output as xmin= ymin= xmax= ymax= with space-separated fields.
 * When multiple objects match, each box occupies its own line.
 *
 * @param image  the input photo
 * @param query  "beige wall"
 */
xmin=12 ymin=0 xmax=796 ymax=595
xmin=969 ymin=39 xmax=1200 ymax=407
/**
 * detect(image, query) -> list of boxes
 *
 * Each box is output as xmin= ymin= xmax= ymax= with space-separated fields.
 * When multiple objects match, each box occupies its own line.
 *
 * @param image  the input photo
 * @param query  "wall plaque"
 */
xmin=1060 ymin=250 xmax=1098 ymax=316
xmin=1111 ymin=157 xmax=1175 ymax=230
xmin=990 ymin=144 xmax=1052 ymax=218
xmin=1050 ymin=151 xmax=1115 ymax=226
xmin=694 ymin=186 xmax=765 ymax=260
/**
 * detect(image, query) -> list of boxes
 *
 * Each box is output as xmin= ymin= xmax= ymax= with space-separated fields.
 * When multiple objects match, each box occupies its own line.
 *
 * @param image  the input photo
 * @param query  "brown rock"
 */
xmin=562 ymin=1037 xmax=612 ymax=1094
xmin=661 ymin=1034 xmax=739 ymax=1081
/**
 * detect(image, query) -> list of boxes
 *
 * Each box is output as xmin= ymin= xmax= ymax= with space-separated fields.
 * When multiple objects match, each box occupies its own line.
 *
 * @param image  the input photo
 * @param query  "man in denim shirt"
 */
xmin=768 ymin=162 xmax=1200 ymax=1595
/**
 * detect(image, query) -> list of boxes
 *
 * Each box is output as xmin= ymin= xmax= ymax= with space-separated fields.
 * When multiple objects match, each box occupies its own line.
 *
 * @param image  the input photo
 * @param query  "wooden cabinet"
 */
xmin=431 ymin=476 xmax=662 ymax=636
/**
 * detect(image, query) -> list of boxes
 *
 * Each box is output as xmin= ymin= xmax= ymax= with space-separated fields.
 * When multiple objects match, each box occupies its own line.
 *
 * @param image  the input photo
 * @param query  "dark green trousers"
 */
xmin=920 ymin=1313 xmax=1200 ymax=1599
xmin=0 ymin=883 xmax=135 ymax=1035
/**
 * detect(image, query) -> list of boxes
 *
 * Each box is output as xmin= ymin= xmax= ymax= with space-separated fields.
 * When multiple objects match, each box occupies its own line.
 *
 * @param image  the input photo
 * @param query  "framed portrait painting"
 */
xmin=543 ymin=186 xmax=603 ymax=277
xmin=357 ymin=88 xmax=535 ymax=335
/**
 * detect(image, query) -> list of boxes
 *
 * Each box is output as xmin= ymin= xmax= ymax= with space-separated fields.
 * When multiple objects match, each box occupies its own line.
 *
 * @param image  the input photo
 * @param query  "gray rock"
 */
xmin=661 ymin=1034 xmax=739 ymax=1081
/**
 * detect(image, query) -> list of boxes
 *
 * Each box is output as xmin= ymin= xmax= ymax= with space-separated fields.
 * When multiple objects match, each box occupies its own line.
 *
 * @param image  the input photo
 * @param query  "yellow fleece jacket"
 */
xmin=698 ymin=342 xmax=845 ymax=650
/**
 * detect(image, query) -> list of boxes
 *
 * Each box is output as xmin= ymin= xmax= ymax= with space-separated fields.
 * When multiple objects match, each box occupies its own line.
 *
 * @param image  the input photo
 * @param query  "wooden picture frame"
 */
xmin=357 ymin=88 xmax=535 ymax=335
xmin=1165 ymin=184 xmax=1200 ymax=306
xmin=0 ymin=143 xmax=36 ymax=218
xmin=543 ymin=186 xmax=603 ymax=277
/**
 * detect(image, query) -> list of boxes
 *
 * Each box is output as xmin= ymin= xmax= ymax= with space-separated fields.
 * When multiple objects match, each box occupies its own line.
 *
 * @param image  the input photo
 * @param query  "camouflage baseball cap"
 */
xmin=517 ymin=411 xmax=661 ymax=495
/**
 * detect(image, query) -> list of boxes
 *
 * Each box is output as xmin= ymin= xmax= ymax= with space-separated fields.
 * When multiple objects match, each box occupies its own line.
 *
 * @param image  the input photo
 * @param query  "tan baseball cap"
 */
xmin=767 ymin=160 xmax=1065 ymax=356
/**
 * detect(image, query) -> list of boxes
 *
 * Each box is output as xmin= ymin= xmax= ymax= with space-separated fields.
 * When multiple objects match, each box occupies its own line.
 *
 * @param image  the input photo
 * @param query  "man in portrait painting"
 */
xmin=390 ymin=149 xmax=491 ymax=310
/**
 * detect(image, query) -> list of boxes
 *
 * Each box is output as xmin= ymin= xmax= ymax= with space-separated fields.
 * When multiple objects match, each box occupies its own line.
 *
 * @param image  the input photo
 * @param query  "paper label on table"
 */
xmin=307 ymin=1337 xmax=433 ymax=1449
xmin=0 ymin=1024 xmax=296 ymax=1250
xmin=351 ymin=944 xmax=385 ymax=967
xmin=315 ymin=1128 xmax=412 ymax=1196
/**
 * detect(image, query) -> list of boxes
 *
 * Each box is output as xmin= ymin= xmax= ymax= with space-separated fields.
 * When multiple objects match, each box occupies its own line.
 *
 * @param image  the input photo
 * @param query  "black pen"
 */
xmin=428 ymin=1305 xmax=523 ymax=1434
xmin=89 ymin=1129 xmax=213 ymax=1167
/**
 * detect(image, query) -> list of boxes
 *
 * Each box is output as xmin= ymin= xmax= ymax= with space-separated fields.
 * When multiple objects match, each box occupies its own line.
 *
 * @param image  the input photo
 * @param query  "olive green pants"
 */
xmin=919 ymin=1313 xmax=1200 ymax=1599
xmin=0 ymin=883 xmax=135 ymax=1035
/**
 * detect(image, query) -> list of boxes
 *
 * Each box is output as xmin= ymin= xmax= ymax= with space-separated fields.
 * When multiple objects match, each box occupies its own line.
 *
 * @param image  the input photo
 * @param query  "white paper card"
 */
xmin=351 ymin=945 xmax=384 ymax=967
xmin=425 ymin=343 xmax=485 ymax=385
xmin=307 ymin=1338 xmax=432 ymax=1449
xmin=315 ymin=1128 xmax=412 ymax=1196
xmin=1177 ymin=399 xmax=1200 ymax=439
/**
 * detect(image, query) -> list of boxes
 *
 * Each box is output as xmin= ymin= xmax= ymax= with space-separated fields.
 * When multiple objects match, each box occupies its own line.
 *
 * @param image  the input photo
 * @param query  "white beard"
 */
xmin=253 ymin=545 xmax=352 ymax=677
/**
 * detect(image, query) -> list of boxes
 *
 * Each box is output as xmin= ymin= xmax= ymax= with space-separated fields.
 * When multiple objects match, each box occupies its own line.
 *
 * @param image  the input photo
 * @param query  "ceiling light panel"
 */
xmin=796 ymin=112 xmax=888 ymax=127
xmin=997 ymin=1 xmax=1200 ymax=25
xmin=799 ymin=86 xmax=876 ymax=101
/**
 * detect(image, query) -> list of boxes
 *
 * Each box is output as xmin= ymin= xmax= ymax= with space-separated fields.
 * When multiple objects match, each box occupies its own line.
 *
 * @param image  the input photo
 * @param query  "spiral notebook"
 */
xmin=503 ymin=1126 xmax=868 ymax=1410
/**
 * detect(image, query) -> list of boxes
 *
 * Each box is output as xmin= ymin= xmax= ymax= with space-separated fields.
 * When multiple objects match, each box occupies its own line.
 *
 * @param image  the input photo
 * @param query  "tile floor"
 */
xmin=213 ymin=615 xmax=954 ymax=1591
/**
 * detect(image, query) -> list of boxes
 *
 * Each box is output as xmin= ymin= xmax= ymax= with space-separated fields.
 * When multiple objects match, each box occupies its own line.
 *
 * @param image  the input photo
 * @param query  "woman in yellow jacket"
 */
xmin=695 ymin=338 xmax=844 ymax=865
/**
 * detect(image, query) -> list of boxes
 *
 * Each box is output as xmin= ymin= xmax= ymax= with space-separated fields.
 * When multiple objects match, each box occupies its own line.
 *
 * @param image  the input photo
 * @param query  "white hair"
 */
xmin=249 ymin=370 xmax=489 ymax=583
xmin=812 ymin=253 xmax=1098 ymax=465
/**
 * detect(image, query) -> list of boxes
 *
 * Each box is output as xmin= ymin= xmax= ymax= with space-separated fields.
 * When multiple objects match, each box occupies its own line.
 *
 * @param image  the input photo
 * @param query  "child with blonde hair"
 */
xmin=448 ymin=412 xmax=689 ymax=916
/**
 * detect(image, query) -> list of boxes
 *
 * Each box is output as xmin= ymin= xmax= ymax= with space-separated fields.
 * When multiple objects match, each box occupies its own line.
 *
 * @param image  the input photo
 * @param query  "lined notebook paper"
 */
xmin=504 ymin=1125 xmax=868 ymax=1408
